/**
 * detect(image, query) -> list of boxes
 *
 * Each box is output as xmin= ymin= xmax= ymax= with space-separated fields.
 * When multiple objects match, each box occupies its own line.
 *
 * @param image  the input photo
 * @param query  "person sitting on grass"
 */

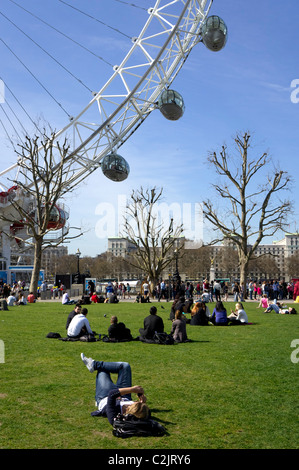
xmin=62 ymin=291 xmax=76 ymax=305
xmin=108 ymin=315 xmax=132 ymax=341
xmin=256 ymin=294 xmax=269 ymax=309
xmin=6 ymin=293 xmax=17 ymax=306
xmin=65 ymin=303 xmax=81 ymax=330
xmin=91 ymin=293 xmax=99 ymax=303
xmin=17 ymin=293 xmax=27 ymax=305
xmin=228 ymin=302 xmax=249 ymax=325
xmin=210 ymin=301 xmax=228 ymax=326
xmin=27 ymin=292 xmax=35 ymax=303
xmin=135 ymin=293 xmax=150 ymax=303
xmin=80 ymin=354 xmax=149 ymax=424
xmin=170 ymin=310 xmax=188 ymax=342
xmin=139 ymin=306 xmax=164 ymax=341
xmin=67 ymin=307 xmax=94 ymax=339
xmin=190 ymin=301 xmax=211 ymax=325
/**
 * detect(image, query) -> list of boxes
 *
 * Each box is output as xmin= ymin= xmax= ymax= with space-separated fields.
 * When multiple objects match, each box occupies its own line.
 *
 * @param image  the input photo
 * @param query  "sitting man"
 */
xmin=7 ymin=293 xmax=17 ymax=306
xmin=67 ymin=307 xmax=94 ymax=339
xmin=108 ymin=316 xmax=132 ymax=341
xmin=139 ymin=306 xmax=164 ymax=342
xmin=109 ymin=293 xmax=119 ymax=304
xmin=62 ymin=291 xmax=75 ymax=305
xmin=66 ymin=303 xmax=82 ymax=330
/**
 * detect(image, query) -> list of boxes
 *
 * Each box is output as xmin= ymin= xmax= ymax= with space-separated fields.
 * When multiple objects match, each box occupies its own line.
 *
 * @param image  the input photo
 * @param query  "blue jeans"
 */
xmin=94 ymin=361 xmax=132 ymax=404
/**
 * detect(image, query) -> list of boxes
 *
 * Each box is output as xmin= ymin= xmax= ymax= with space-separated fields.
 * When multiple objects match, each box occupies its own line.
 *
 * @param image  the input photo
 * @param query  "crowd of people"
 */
xmin=62 ymin=290 xmax=256 ymax=345
xmin=150 ymin=278 xmax=299 ymax=303
xmin=0 ymin=279 xmax=36 ymax=307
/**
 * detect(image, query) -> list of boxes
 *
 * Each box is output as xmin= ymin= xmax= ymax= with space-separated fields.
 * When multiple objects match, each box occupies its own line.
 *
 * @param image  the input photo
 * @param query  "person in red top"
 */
xmin=27 ymin=292 xmax=35 ymax=303
xmin=91 ymin=293 xmax=99 ymax=303
xmin=293 ymin=281 xmax=299 ymax=301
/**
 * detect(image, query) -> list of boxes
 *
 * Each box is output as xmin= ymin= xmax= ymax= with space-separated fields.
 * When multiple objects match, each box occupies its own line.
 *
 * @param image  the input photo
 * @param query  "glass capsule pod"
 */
xmin=158 ymin=89 xmax=185 ymax=121
xmin=201 ymin=16 xmax=228 ymax=52
xmin=47 ymin=204 xmax=68 ymax=230
xmin=101 ymin=153 xmax=130 ymax=182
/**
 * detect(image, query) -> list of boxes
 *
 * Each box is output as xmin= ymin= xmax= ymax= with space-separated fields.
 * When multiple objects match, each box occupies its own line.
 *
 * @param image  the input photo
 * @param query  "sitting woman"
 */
xmin=228 ymin=302 xmax=249 ymax=324
xmin=17 ymin=293 xmax=27 ymax=305
xmin=211 ymin=301 xmax=228 ymax=326
xmin=256 ymin=294 xmax=269 ymax=309
xmin=190 ymin=301 xmax=211 ymax=325
xmin=170 ymin=310 xmax=188 ymax=342
xmin=91 ymin=293 xmax=99 ymax=303
xmin=169 ymin=295 xmax=185 ymax=320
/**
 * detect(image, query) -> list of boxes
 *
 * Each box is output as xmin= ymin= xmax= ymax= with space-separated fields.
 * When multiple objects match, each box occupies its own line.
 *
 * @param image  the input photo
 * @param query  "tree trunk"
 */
xmin=30 ymin=238 xmax=43 ymax=296
xmin=239 ymin=257 xmax=249 ymax=299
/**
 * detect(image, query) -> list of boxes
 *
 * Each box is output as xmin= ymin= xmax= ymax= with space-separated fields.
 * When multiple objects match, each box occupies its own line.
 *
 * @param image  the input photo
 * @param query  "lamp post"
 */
xmin=173 ymin=249 xmax=181 ymax=296
xmin=74 ymin=248 xmax=81 ymax=284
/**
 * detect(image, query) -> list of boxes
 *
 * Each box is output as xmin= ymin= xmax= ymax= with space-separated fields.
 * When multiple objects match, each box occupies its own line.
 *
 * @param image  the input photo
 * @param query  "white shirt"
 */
xmin=98 ymin=396 xmax=134 ymax=412
xmin=236 ymin=309 xmax=248 ymax=323
xmin=67 ymin=313 xmax=93 ymax=337
xmin=62 ymin=292 xmax=70 ymax=304
xmin=7 ymin=295 xmax=16 ymax=306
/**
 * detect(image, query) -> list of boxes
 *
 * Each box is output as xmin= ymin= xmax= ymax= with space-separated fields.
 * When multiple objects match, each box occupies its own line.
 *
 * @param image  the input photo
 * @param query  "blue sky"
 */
xmin=0 ymin=0 xmax=298 ymax=257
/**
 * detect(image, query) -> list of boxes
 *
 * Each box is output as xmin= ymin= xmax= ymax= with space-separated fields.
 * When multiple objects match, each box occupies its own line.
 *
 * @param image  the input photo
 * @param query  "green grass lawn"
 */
xmin=0 ymin=299 xmax=298 ymax=449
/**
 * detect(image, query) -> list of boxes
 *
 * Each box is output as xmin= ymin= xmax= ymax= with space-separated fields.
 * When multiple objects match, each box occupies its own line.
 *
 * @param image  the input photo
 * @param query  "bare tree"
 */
xmin=179 ymin=245 xmax=213 ymax=279
xmin=0 ymin=132 xmax=82 ymax=294
xmin=121 ymin=187 xmax=184 ymax=291
xmin=286 ymin=251 xmax=299 ymax=278
xmin=202 ymin=132 xmax=292 ymax=287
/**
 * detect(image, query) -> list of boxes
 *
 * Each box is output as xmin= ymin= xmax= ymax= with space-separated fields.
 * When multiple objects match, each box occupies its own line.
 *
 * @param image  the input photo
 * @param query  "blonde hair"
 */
xmin=235 ymin=302 xmax=243 ymax=310
xmin=125 ymin=401 xmax=150 ymax=419
xmin=175 ymin=310 xmax=183 ymax=320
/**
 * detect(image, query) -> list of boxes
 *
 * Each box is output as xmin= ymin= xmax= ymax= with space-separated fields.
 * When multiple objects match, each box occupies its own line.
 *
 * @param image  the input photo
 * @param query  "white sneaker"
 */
xmin=81 ymin=353 xmax=95 ymax=372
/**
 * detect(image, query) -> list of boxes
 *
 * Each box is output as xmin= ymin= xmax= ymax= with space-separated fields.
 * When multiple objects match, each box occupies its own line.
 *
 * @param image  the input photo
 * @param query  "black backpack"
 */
xmin=153 ymin=332 xmax=174 ymax=345
xmin=112 ymin=414 xmax=166 ymax=438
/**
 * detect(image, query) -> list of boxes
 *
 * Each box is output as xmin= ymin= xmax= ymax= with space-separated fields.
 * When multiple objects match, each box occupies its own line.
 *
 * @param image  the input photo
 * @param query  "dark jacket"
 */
xmin=66 ymin=310 xmax=77 ymax=329
xmin=139 ymin=314 xmax=164 ymax=339
xmin=190 ymin=308 xmax=209 ymax=325
xmin=106 ymin=388 xmax=123 ymax=424
xmin=108 ymin=322 xmax=132 ymax=341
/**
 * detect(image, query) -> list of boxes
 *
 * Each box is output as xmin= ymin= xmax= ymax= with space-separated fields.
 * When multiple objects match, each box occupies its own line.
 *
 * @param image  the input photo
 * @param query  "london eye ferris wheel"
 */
xmin=0 ymin=0 xmax=227 ymax=282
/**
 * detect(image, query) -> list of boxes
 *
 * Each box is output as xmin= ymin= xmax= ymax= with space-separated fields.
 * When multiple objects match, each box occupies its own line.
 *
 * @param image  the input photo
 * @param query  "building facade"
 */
xmin=208 ymin=233 xmax=299 ymax=281
xmin=107 ymin=237 xmax=136 ymax=258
